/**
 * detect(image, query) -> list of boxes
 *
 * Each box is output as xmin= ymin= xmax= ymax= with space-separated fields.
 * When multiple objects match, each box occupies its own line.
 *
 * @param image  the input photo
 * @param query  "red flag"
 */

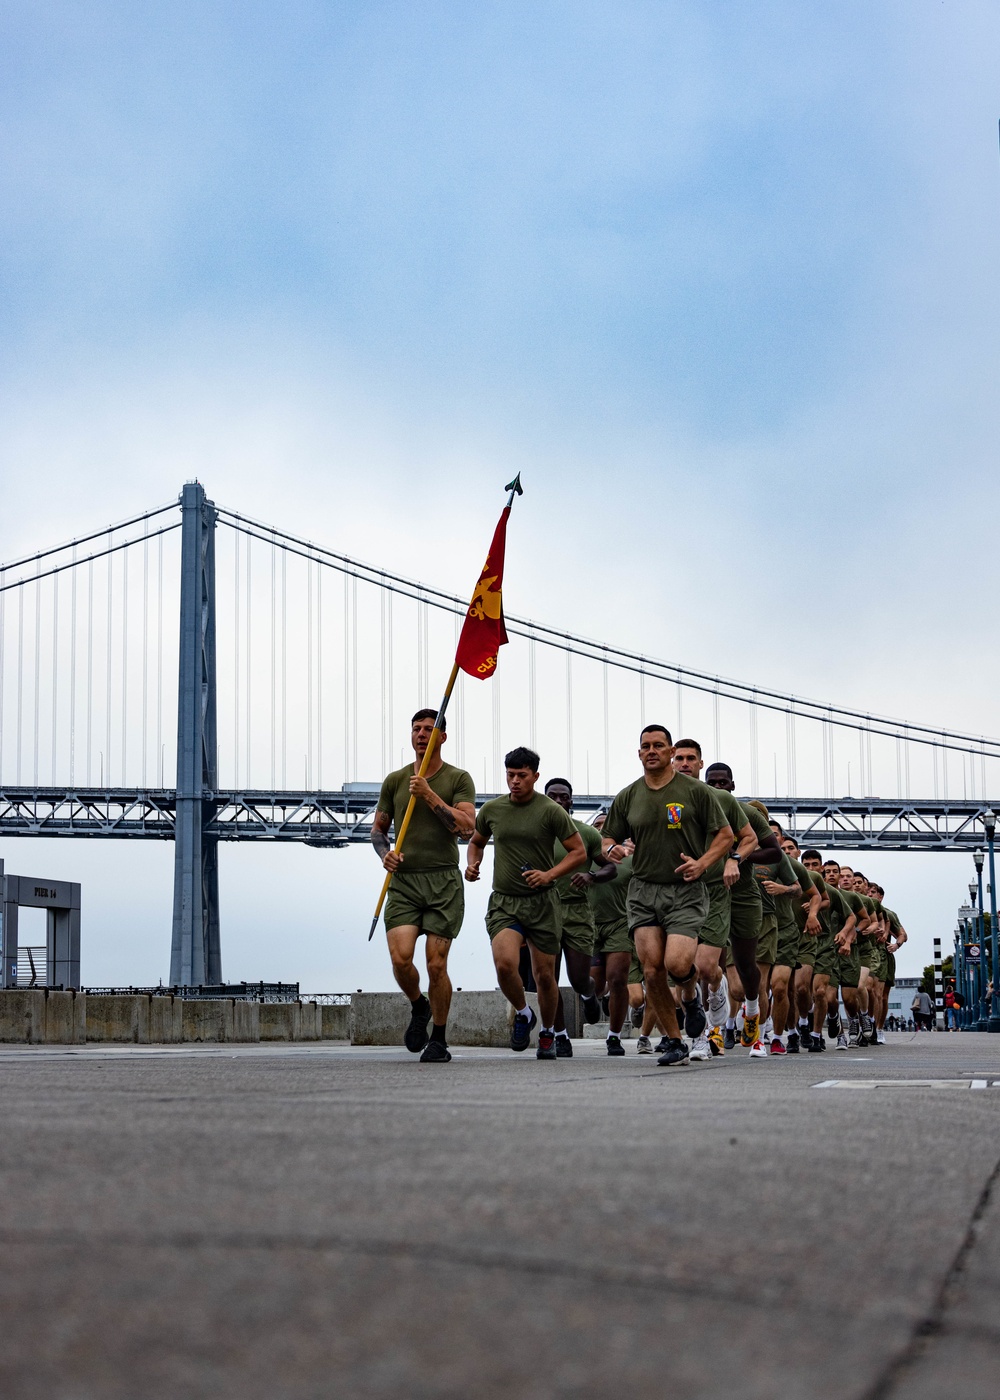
xmin=455 ymin=506 xmax=511 ymax=679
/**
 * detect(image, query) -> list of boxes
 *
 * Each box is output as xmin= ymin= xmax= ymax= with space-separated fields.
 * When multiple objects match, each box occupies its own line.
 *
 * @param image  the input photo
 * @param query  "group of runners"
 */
xmin=372 ymin=710 xmax=909 ymax=1064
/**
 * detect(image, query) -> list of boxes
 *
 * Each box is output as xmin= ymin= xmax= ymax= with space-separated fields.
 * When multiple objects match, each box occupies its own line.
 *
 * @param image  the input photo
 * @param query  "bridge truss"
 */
xmin=0 ymin=786 xmax=993 ymax=852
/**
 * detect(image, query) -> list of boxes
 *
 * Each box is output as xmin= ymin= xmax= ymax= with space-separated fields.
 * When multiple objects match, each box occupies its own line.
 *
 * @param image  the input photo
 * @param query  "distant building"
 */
xmin=887 ymin=976 xmax=921 ymax=1024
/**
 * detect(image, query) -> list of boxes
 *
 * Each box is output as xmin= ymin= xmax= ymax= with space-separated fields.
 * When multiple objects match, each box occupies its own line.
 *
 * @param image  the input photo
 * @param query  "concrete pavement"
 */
xmin=0 ymin=1031 xmax=998 ymax=1398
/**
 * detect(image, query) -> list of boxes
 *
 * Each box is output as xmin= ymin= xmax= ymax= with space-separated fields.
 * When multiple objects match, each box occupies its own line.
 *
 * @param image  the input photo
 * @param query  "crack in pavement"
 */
xmin=860 ymin=1149 xmax=1000 ymax=1399
xmin=0 ymin=1225 xmax=867 ymax=1321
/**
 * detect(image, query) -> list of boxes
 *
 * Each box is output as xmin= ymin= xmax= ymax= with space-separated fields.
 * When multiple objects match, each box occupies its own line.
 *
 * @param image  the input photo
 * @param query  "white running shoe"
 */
xmin=636 ymin=1034 xmax=653 ymax=1054
xmin=708 ymin=983 xmax=729 ymax=1026
xmin=763 ymin=1017 xmax=774 ymax=1043
xmin=689 ymin=1033 xmax=712 ymax=1061
xmin=876 ymin=1029 xmax=886 ymax=1045
xmin=748 ymin=1039 xmax=768 ymax=1059
xmin=836 ymin=1031 xmax=849 ymax=1050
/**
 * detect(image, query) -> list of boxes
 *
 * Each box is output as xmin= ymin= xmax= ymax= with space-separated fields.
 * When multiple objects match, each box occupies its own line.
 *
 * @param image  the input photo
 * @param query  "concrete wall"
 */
xmin=350 ymin=988 xmax=581 ymax=1047
xmin=0 ymin=991 xmax=571 ymax=1047
xmin=0 ymin=991 xmax=334 ymax=1047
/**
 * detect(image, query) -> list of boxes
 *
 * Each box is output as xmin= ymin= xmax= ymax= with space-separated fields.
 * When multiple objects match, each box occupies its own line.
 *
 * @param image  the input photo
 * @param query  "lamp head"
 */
xmin=985 ymin=808 xmax=996 ymax=838
xmin=970 ymin=882 xmax=979 ymax=904
xmin=975 ymin=849 xmax=985 ymax=873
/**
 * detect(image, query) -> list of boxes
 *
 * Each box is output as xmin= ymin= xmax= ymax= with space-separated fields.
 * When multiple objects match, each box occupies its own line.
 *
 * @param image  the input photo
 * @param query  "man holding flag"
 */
xmin=367 ymin=477 xmax=524 ymax=1058
xmin=372 ymin=709 xmax=477 ymax=1063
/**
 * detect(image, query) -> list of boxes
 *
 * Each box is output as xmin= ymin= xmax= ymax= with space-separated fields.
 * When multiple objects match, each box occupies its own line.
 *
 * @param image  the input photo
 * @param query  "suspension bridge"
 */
xmin=1 ymin=482 xmax=996 ymax=988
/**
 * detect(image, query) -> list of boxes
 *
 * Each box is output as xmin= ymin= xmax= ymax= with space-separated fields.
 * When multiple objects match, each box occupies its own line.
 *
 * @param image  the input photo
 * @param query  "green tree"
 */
xmin=921 ymin=954 xmax=954 ymax=997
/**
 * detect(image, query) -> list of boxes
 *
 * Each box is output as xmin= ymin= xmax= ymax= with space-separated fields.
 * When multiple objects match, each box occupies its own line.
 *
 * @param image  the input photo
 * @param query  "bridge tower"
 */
xmin=169 ymin=482 xmax=221 ymax=985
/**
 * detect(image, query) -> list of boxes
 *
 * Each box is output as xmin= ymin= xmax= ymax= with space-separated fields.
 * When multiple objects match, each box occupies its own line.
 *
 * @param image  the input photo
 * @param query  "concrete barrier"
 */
xmin=149 ymin=995 xmax=183 ymax=1044
xmin=350 ymin=988 xmax=581 ymax=1047
xmin=320 ymin=1004 xmax=350 ymax=1040
xmin=86 ymin=994 xmax=150 ymax=1043
xmin=259 ymin=1001 xmax=321 ymax=1041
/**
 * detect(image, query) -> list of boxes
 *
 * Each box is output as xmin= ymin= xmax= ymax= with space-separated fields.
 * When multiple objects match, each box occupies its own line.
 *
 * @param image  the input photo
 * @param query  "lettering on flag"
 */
xmin=456 ymin=506 xmax=511 ymax=679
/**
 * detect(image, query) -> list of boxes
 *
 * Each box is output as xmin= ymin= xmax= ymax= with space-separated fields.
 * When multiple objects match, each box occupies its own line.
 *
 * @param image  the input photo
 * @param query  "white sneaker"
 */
xmin=748 ymin=1039 xmax=768 ymax=1059
xmin=689 ymin=1033 xmax=712 ymax=1061
xmin=836 ymin=1031 xmax=849 ymax=1050
xmin=636 ymin=1034 xmax=652 ymax=1054
xmin=876 ymin=1029 xmax=886 ymax=1045
xmin=708 ymin=983 xmax=729 ymax=1025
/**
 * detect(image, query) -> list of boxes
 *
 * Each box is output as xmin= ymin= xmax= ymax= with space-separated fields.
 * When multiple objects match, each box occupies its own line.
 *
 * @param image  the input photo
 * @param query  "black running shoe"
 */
xmin=656 ymin=1037 xmax=690 ymax=1067
xmin=655 ymin=1035 xmax=671 ymax=1055
xmin=606 ymin=1034 xmax=626 ymax=1057
xmin=536 ymin=1029 xmax=557 ymax=1060
xmin=723 ymin=1025 xmax=737 ymax=1050
xmin=404 ymin=996 xmax=432 ymax=1053
xmin=555 ymin=1035 xmax=573 ymax=1058
xmin=510 ymin=1008 xmax=536 ymax=1052
xmin=419 ymin=1039 xmax=451 ymax=1063
xmin=682 ymin=991 xmax=706 ymax=1041
xmin=582 ymin=995 xmax=602 ymax=1025
xmin=630 ymin=1002 xmax=645 ymax=1029
xmin=786 ymin=1030 xmax=800 ymax=1054
xmin=827 ymin=1010 xmax=841 ymax=1040
xmin=807 ymin=1033 xmax=826 ymax=1052
xmin=601 ymin=994 xmax=610 ymax=1017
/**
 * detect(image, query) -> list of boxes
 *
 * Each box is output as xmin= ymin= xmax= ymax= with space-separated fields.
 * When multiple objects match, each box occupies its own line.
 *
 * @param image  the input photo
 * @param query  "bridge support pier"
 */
xmin=170 ymin=482 xmax=221 ymax=986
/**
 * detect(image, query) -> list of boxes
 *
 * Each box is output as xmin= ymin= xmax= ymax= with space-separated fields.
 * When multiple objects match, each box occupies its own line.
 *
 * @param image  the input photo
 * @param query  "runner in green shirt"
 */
xmin=672 ymin=740 xmax=769 ymax=1061
xmin=543 ymin=778 xmax=617 ymax=1054
xmin=466 ymin=745 xmax=587 ymax=1060
xmin=372 ymin=708 xmax=477 ymax=1063
xmin=839 ymin=866 xmax=877 ymax=1044
xmin=704 ymin=764 xmax=783 ymax=1055
xmin=821 ymin=861 xmax=866 ymax=1045
xmin=777 ymin=833 xmax=824 ymax=1052
xmin=602 ymin=725 xmax=734 ymax=1068
xmin=750 ymin=810 xmax=802 ymax=1055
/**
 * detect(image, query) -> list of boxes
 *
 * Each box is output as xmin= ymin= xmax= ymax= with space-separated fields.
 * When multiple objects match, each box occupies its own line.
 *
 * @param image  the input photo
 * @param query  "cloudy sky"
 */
xmin=2 ymin=1 xmax=999 ymax=990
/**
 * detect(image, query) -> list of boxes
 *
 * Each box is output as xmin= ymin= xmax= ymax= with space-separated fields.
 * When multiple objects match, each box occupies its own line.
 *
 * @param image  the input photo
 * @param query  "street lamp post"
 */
xmin=974 ymin=855 xmax=988 ymax=1029
xmin=984 ymin=811 xmax=1000 ymax=1033
xmin=953 ymin=925 xmax=962 ymax=1031
xmin=959 ymin=904 xmax=975 ymax=1030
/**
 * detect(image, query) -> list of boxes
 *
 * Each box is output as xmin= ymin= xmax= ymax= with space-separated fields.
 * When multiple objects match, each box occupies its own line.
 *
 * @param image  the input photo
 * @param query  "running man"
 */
xmin=816 ymin=858 xmax=860 ymax=1049
xmin=747 ymin=808 xmax=802 ymax=1056
xmin=671 ymin=740 xmax=768 ymax=1060
xmin=544 ymin=778 xmax=617 ymax=1055
xmin=373 ymin=708 xmax=477 ymax=1063
xmin=602 ymin=725 xmax=734 ymax=1067
xmin=703 ymin=764 xmax=779 ymax=1057
xmin=466 ymin=747 xmax=587 ymax=1060
xmin=775 ymin=829 xmax=822 ymax=1052
xmin=587 ymin=811 xmax=636 ymax=1055
xmin=838 ymin=865 xmax=877 ymax=1044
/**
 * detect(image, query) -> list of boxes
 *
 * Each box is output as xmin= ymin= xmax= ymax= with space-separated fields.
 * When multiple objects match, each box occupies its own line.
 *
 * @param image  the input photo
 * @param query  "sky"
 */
xmin=1 ymin=0 xmax=999 ymax=991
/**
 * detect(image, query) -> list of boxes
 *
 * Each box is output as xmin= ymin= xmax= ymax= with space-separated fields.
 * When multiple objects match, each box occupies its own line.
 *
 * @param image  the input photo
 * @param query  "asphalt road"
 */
xmin=1 ymin=1031 xmax=999 ymax=1399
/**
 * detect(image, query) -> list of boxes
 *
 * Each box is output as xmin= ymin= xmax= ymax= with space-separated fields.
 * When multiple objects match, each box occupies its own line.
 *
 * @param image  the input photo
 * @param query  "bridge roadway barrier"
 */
xmin=0 ymin=989 xmax=578 ymax=1045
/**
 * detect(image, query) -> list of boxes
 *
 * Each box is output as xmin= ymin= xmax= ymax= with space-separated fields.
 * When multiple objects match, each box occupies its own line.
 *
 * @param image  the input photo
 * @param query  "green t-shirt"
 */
xmin=753 ymin=851 xmax=799 ymax=918
xmin=603 ymin=771 xmax=729 ymax=885
xmin=788 ymin=857 xmax=814 ymax=931
xmin=554 ymin=819 xmax=605 ymax=903
xmin=826 ymin=884 xmax=852 ymax=936
xmin=590 ymin=852 xmax=633 ymax=925
xmin=729 ymin=801 xmax=774 ymax=902
xmin=841 ymin=889 xmax=867 ymax=925
xmin=806 ymin=869 xmax=831 ymax=934
xmin=376 ymin=760 xmax=476 ymax=871
xmin=704 ymin=788 xmax=747 ymax=881
xmin=886 ymin=908 xmax=902 ymax=937
xmin=475 ymin=792 xmax=578 ymax=896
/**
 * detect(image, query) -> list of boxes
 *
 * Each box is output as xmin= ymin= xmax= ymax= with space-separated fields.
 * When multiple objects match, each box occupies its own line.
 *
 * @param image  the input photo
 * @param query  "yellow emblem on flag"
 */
xmin=468 ymin=573 xmax=502 ymax=622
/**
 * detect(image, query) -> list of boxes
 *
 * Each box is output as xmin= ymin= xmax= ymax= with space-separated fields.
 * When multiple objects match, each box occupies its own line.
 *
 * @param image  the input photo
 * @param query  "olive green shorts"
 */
xmin=774 ymin=916 xmax=801 ymax=969
xmin=756 ymin=912 xmax=779 ymax=967
xmin=627 ymin=876 xmax=709 ymax=941
xmin=485 ymin=890 xmax=562 ymax=957
xmin=698 ymin=879 xmax=731 ymax=948
xmin=857 ymin=937 xmax=877 ymax=971
xmin=558 ymin=901 xmax=596 ymax=956
xmin=837 ymin=942 xmax=861 ymax=989
xmin=628 ymin=952 xmax=644 ymax=985
xmin=384 ymin=867 xmax=464 ymax=939
xmin=866 ymin=942 xmax=888 ymax=982
xmin=797 ymin=926 xmax=818 ymax=968
xmin=729 ymin=887 xmax=763 ymax=944
xmin=885 ymin=951 xmax=896 ymax=987
xmin=811 ymin=933 xmax=840 ymax=981
xmin=594 ymin=917 xmax=632 ymax=956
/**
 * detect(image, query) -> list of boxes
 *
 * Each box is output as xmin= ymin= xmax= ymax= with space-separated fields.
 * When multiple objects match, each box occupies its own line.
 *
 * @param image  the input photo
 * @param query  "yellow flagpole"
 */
xmin=367 ymin=474 xmax=522 ymax=942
